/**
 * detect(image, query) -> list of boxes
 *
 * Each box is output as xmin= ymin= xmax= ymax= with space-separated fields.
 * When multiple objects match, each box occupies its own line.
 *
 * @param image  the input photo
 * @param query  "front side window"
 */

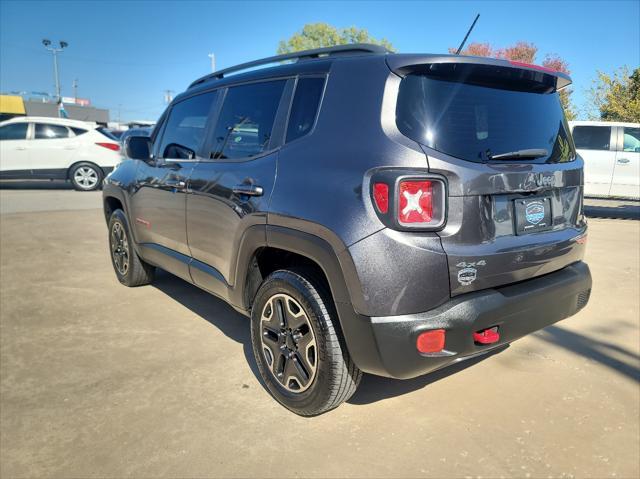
xmin=396 ymin=65 xmax=575 ymax=163
xmin=286 ymin=77 xmax=325 ymax=143
xmin=622 ymin=127 xmax=640 ymax=152
xmin=158 ymin=91 xmax=217 ymax=159
xmin=572 ymin=126 xmax=611 ymax=151
xmin=0 ymin=123 xmax=28 ymax=140
xmin=35 ymin=123 xmax=70 ymax=139
xmin=210 ymin=80 xmax=286 ymax=160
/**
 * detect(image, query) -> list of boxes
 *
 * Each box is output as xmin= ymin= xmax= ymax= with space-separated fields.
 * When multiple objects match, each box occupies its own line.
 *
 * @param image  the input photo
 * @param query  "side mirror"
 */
xmin=124 ymin=136 xmax=152 ymax=161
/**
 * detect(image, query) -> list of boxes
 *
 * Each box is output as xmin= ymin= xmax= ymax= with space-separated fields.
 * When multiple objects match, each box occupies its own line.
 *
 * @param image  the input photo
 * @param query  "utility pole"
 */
xmin=208 ymin=53 xmax=216 ymax=72
xmin=72 ymin=78 xmax=78 ymax=103
xmin=42 ymin=39 xmax=68 ymax=103
xmin=164 ymin=90 xmax=174 ymax=104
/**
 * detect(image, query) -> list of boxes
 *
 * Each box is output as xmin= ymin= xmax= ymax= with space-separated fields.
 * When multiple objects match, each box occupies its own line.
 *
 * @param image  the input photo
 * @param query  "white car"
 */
xmin=569 ymin=121 xmax=640 ymax=200
xmin=0 ymin=116 xmax=123 ymax=191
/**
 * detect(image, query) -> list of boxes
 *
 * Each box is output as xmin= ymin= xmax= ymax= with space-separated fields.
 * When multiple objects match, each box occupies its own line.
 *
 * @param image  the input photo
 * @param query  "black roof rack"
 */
xmin=188 ymin=43 xmax=389 ymax=89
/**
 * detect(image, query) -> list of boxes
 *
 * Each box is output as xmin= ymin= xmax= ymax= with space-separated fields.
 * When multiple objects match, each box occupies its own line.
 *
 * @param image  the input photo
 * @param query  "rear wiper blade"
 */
xmin=488 ymin=148 xmax=548 ymax=160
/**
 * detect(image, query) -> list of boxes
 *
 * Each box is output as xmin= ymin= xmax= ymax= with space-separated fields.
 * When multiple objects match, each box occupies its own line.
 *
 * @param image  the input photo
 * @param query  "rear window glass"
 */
xmin=211 ymin=80 xmax=286 ymax=160
xmin=572 ymin=126 xmax=611 ymax=150
xmin=396 ymin=68 xmax=575 ymax=164
xmin=96 ymin=127 xmax=119 ymax=141
xmin=35 ymin=123 xmax=70 ymax=139
xmin=286 ymin=77 xmax=325 ymax=143
xmin=0 ymin=122 xmax=28 ymax=140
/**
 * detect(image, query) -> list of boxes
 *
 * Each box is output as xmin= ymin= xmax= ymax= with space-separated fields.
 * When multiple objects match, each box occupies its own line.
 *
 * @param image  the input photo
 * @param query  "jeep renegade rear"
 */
xmin=103 ymin=44 xmax=592 ymax=416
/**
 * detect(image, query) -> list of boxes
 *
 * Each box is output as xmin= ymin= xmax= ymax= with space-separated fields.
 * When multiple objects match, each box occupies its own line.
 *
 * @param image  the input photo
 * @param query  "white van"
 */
xmin=569 ymin=121 xmax=640 ymax=199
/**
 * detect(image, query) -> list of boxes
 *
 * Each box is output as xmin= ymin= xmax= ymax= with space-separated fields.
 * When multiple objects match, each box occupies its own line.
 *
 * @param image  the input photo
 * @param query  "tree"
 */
xmin=588 ymin=66 xmax=640 ymax=122
xmin=277 ymin=23 xmax=394 ymax=54
xmin=448 ymin=40 xmax=575 ymax=119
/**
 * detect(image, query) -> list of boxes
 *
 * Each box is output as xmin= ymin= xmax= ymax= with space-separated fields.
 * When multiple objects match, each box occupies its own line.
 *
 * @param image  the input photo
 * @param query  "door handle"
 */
xmin=15 ymin=146 xmax=27 ymax=150
xmin=617 ymin=158 xmax=630 ymax=164
xmin=232 ymin=184 xmax=263 ymax=196
xmin=165 ymin=179 xmax=186 ymax=188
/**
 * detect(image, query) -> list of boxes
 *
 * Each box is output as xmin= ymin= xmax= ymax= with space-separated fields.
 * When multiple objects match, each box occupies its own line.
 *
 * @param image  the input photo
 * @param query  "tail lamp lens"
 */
xmin=416 ymin=329 xmax=445 ymax=354
xmin=399 ymin=180 xmax=433 ymax=224
xmin=96 ymin=142 xmax=120 ymax=152
xmin=373 ymin=183 xmax=389 ymax=214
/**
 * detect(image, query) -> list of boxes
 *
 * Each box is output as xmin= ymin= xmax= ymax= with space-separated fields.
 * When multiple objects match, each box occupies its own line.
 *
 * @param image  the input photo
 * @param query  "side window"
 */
xmin=286 ymin=77 xmax=325 ymax=143
xmin=71 ymin=127 xmax=88 ymax=136
xmin=35 ymin=123 xmax=70 ymax=140
xmin=572 ymin=126 xmax=611 ymax=151
xmin=158 ymin=91 xmax=217 ymax=159
xmin=622 ymin=127 xmax=640 ymax=152
xmin=0 ymin=123 xmax=28 ymax=140
xmin=210 ymin=80 xmax=286 ymax=160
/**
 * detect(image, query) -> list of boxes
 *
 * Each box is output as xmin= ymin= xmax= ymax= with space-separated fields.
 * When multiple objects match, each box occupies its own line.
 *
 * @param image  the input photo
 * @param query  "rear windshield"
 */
xmin=96 ymin=127 xmax=119 ymax=141
xmin=396 ymin=66 xmax=575 ymax=164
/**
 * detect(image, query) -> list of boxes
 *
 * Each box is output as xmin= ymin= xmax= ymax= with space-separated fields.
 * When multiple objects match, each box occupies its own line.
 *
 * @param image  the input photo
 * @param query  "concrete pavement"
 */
xmin=0 ymin=190 xmax=638 ymax=478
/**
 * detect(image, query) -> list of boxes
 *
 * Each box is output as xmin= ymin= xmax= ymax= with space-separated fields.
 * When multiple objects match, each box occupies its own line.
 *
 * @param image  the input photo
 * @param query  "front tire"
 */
xmin=70 ymin=162 xmax=103 ymax=191
xmin=251 ymin=269 xmax=361 ymax=416
xmin=108 ymin=209 xmax=154 ymax=287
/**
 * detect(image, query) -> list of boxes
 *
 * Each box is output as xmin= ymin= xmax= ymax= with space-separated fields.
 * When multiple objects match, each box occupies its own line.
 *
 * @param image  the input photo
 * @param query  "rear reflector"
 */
xmin=473 ymin=326 xmax=500 ymax=345
xmin=399 ymin=180 xmax=433 ymax=224
xmin=416 ymin=329 xmax=445 ymax=353
xmin=372 ymin=182 xmax=389 ymax=214
xmin=96 ymin=142 xmax=120 ymax=151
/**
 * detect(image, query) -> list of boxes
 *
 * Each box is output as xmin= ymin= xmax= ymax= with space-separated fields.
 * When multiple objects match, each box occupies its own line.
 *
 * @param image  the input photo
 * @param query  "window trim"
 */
xmin=282 ymin=73 xmax=328 ymax=146
xmin=199 ymin=76 xmax=294 ymax=164
xmin=572 ymin=125 xmax=615 ymax=152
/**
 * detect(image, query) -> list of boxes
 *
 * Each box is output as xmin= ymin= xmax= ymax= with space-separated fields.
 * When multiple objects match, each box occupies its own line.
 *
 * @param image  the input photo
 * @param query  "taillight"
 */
xmin=96 ymin=142 xmax=120 ymax=152
xmin=372 ymin=183 xmax=389 ymax=214
xmin=398 ymin=180 xmax=433 ymax=224
xmin=370 ymin=172 xmax=446 ymax=231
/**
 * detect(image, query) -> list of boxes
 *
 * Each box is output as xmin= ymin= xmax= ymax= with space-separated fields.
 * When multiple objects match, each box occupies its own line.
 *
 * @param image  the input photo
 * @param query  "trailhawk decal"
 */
xmin=456 ymin=260 xmax=486 ymax=286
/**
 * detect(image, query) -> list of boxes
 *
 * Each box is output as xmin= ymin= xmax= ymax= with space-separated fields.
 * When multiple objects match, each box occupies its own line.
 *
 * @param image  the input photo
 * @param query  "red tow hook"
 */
xmin=473 ymin=326 xmax=500 ymax=345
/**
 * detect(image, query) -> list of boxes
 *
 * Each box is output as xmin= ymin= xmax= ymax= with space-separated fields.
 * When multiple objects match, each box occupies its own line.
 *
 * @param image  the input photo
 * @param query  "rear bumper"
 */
xmin=363 ymin=261 xmax=592 ymax=379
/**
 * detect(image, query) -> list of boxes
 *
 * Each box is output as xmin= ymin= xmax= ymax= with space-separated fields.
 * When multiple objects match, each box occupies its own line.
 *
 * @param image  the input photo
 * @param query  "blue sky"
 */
xmin=1 ymin=0 xmax=638 ymax=122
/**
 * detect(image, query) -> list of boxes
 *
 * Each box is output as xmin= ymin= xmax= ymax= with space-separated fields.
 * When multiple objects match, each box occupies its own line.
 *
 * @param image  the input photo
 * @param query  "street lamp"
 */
xmin=42 ymin=39 xmax=68 ymax=103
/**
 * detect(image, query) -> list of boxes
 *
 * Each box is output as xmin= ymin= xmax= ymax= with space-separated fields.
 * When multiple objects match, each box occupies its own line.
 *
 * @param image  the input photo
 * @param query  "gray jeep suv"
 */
xmin=103 ymin=44 xmax=592 ymax=416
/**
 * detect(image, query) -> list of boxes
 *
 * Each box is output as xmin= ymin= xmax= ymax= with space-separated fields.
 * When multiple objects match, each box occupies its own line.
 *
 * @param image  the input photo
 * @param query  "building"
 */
xmin=0 ymin=94 xmax=110 ymax=125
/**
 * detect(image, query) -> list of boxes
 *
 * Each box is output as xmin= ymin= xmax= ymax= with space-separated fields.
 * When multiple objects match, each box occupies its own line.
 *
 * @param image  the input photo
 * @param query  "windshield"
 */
xmin=396 ymin=69 xmax=575 ymax=164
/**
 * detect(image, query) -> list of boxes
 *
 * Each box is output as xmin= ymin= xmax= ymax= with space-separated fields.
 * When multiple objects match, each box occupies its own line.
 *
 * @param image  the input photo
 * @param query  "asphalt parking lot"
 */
xmin=1 ymin=187 xmax=638 ymax=478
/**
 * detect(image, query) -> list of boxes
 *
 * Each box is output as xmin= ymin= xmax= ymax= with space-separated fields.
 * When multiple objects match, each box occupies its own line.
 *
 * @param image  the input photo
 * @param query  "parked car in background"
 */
xmin=104 ymin=45 xmax=591 ymax=415
xmin=0 ymin=116 xmax=122 ymax=191
xmin=569 ymin=121 xmax=640 ymax=199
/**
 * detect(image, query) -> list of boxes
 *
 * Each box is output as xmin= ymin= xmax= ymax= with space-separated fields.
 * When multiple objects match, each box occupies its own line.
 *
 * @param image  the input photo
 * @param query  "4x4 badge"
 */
xmin=456 ymin=260 xmax=486 ymax=286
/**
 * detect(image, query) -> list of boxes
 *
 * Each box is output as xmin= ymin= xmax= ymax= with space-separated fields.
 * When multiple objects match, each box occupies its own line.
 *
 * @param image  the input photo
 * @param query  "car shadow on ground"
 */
xmin=0 ymin=180 xmax=73 ymax=190
xmin=584 ymin=200 xmax=640 ymax=220
xmin=151 ymin=269 xmax=509 ymax=405
xmin=535 ymin=325 xmax=640 ymax=383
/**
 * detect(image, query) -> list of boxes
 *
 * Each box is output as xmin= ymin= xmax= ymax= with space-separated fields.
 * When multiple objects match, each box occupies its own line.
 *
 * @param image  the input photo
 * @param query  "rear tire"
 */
xmin=251 ymin=268 xmax=361 ymax=416
xmin=108 ymin=209 xmax=154 ymax=287
xmin=70 ymin=162 xmax=103 ymax=191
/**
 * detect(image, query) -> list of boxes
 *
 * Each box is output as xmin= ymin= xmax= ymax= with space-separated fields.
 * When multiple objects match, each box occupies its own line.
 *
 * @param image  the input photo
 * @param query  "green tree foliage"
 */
xmin=277 ymin=23 xmax=394 ymax=54
xmin=449 ymin=41 xmax=575 ymax=119
xmin=588 ymin=66 xmax=640 ymax=122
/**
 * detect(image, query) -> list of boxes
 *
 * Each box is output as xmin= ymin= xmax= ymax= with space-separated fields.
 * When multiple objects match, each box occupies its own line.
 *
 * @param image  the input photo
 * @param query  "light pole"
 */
xmin=42 ymin=39 xmax=68 ymax=103
xmin=208 ymin=53 xmax=216 ymax=72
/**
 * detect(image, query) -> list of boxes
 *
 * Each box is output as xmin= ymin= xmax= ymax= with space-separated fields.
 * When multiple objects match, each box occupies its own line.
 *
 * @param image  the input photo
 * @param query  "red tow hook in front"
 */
xmin=473 ymin=326 xmax=500 ymax=345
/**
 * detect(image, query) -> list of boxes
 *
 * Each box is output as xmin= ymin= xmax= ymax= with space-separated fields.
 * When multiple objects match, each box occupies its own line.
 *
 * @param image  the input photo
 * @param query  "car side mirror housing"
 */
xmin=124 ymin=136 xmax=152 ymax=162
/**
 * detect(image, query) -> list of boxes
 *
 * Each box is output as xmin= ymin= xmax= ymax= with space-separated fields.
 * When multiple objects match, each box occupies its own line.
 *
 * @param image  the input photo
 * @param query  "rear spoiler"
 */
xmin=386 ymin=54 xmax=572 ymax=91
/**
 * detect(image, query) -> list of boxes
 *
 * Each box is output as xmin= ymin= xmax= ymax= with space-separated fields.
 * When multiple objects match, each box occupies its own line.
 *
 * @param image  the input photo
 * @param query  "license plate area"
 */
xmin=514 ymin=196 xmax=553 ymax=235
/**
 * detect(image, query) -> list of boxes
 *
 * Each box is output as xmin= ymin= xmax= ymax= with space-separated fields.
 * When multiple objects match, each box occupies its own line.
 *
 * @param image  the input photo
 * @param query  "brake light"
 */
xmin=509 ymin=60 xmax=557 ymax=73
xmin=96 ymin=142 xmax=120 ymax=152
xmin=399 ymin=180 xmax=433 ymax=224
xmin=416 ymin=329 xmax=445 ymax=354
xmin=372 ymin=183 xmax=389 ymax=214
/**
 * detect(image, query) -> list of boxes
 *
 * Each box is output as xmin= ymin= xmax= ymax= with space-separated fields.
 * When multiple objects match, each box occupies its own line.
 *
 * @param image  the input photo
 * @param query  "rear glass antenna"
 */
xmin=455 ymin=14 xmax=480 ymax=55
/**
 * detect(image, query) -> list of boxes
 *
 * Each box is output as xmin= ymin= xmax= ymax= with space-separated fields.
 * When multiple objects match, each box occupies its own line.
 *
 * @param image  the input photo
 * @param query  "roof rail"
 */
xmin=188 ymin=43 xmax=389 ymax=89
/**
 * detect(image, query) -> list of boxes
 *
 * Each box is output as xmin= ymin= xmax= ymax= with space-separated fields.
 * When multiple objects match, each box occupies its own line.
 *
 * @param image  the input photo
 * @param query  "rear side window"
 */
xmin=35 ymin=123 xmax=70 ymax=139
xmin=572 ymin=126 xmax=611 ymax=150
xmin=622 ymin=127 xmax=640 ymax=152
xmin=0 ymin=123 xmax=28 ymax=140
xmin=396 ymin=66 xmax=575 ymax=163
xmin=71 ymin=127 xmax=88 ymax=136
xmin=158 ymin=91 xmax=217 ymax=159
xmin=210 ymin=80 xmax=286 ymax=160
xmin=286 ymin=77 xmax=325 ymax=143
